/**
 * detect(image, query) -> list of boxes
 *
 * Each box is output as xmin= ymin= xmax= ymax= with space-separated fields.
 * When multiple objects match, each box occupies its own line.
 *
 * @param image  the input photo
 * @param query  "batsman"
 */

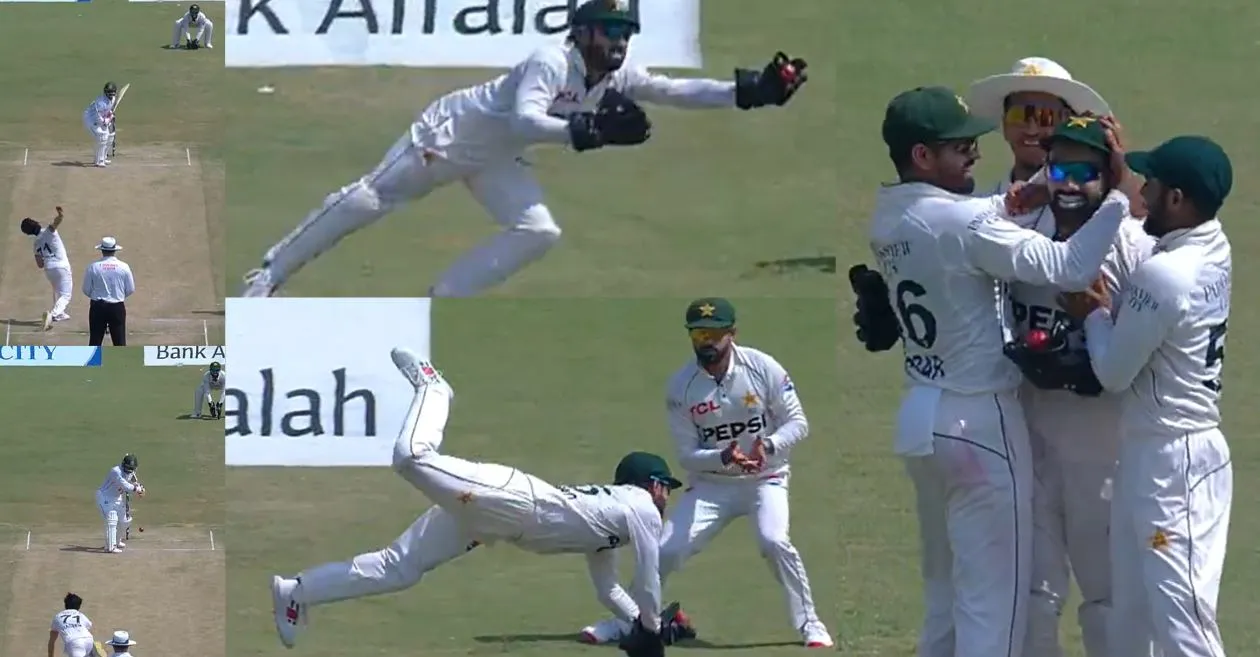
xmin=193 ymin=361 xmax=225 ymax=419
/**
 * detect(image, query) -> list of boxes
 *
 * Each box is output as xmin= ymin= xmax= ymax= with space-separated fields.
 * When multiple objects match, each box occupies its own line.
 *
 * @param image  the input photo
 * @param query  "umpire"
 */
xmin=81 ymin=236 xmax=135 ymax=346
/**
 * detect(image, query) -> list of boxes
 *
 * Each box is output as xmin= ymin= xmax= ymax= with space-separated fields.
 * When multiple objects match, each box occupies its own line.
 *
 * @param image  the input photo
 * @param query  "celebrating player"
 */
xmin=1059 ymin=134 xmax=1234 ymax=657
xmin=193 ymin=360 xmax=225 ymax=419
xmin=170 ymin=3 xmax=213 ymax=50
xmin=848 ymin=87 xmax=1134 ymax=657
xmin=48 ymin=593 xmax=95 ymax=657
xmin=82 ymin=83 xmax=116 ymax=168
xmin=240 ymin=0 xmax=808 ymax=298
xmin=581 ymin=298 xmax=832 ymax=648
xmin=19 ymin=206 xmax=72 ymax=330
xmin=270 ymin=349 xmax=685 ymax=653
xmin=95 ymin=454 xmax=143 ymax=553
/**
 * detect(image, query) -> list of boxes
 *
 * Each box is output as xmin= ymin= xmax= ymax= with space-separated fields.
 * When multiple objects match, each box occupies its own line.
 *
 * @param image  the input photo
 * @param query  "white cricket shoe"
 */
xmin=106 ymin=546 xmax=122 ymax=553
xmin=802 ymin=621 xmax=833 ymax=648
xmin=272 ymin=575 xmax=304 ymax=649
xmin=117 ymin=541 xmax=126 ymax=548
xmin=241 ymin=267 xmax=278 ymax=297
xmin=53 ymin=313 xmax=70 ymax=322
xmin=41 ymin=312 xmax=52 ymax=331
xmin=390 ymin=348 xmax=451 ymax=395
xmin=579 ymin=618 xmax=631 ymax=644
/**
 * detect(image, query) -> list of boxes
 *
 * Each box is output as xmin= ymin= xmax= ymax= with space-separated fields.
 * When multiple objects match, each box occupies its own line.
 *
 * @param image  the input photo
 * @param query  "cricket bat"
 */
xmin=109 ymin=83 xmax=129 ymax=159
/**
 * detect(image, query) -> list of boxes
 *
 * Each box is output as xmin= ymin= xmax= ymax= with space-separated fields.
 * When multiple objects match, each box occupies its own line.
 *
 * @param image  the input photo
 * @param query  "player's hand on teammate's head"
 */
xmin=1005 ymin=180 xmax=1050 ymax=215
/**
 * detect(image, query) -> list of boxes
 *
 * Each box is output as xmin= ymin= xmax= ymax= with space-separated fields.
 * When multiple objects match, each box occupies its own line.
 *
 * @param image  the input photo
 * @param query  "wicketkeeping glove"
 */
xmin=1002 ymin=319 xmax=1103 ymax=397
xmin=619 ymin=618 xmax=666 ymax=657
xmin=849 ymin=264 xmax=901 ymax=352
xmin=660 ymin=602 xmax=697 ymax=646
xmin=568 ymin=89 xmax=653 ymax=152
xmin=735 ymin=52 xmax=808 ymax=110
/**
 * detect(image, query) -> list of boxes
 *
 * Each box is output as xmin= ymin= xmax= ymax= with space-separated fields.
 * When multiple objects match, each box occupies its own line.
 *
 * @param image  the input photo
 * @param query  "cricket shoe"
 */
xmin=241 ymin=266 xmax=278 ymax=297
xmin=579 ymin=618 xmax=630 ymax=644
xmin=272 ymin=575 xmax=305 ymax=649
xmin=53 ymin=313 xmax=70 ymax=322
xmin=117 ymin=541 xmax=126 ymax=548
xmin=802 ymin=621 xmax=833 ymax=648
xmin=106 ymin=546 xmax=122 ymax=554
xmin=390 ymin=348 xmax=453 ymax=397
xmin=41 ymin=312 xmax=52 ymax=331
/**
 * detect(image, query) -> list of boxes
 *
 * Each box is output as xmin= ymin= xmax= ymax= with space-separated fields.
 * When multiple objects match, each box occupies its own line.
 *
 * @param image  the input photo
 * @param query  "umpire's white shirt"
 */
xmin=82 ymin=256 xmax=135 ymax=302
xmin=666 ymin=344 xmax=808 ymax=483
xmin=1083 ymin=219 xmax=1231 ymax=437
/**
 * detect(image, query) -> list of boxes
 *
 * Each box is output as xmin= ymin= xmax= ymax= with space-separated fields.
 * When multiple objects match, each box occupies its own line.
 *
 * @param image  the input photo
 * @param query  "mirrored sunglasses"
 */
xmin=1048 ymin=161 xmax=1102 ymax=184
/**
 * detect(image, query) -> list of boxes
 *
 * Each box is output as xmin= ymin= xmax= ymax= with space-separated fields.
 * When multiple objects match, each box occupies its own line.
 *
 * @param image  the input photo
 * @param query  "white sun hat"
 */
xmin=966 ymin=56 xmax=1111 ymax=122
xmin=108 ymin=630 xmax=137 ymax=646
xmin=95 ymin=236 xmax=123 ymax=251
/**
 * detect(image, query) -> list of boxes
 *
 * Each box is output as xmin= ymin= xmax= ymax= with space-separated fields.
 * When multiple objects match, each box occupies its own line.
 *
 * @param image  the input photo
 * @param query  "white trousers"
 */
xmin=173 ymin=15 xmax=214 ymax=47
xmin=85 ymin=122 xmax=111 ymax=165
xmin=263 ymin=124 xmax=562 ymax=297
xmin=63 ymin=637 xmax=95 ymax=657
xmin=95 ymin=491 xmax=130 ymax=549
xmin=901 ymin=389 xmax=1032 ymax=657
xmin=1109 ymin=428 xmax=1232 ymax=657
xmin=295 ymin=382 xmax=539 ymax=607
xmin=659 ymin=476 xmax=824 ymax=635
xmin=44 ymin=266 xmax=72 ymax=317
xmin=193 ymin=383 xmax=223 ymax=415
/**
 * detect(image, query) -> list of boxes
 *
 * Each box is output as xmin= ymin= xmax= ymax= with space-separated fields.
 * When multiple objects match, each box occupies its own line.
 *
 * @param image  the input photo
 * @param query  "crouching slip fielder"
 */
xmin=95 ymin=454 xmax=144 ymax=553
xmin=241 ymin=0 xmax=808 ymax=298
xmin=270 ymin=348 xmax=683 ymax=650
xmin=82 ymin=83 xmax=117 ymax=167
xmin=171 ymin=4 xmax=213 ymax=50
xmin=583 ymin=298 xmax=833 ymax=648
xmin=49 ymin=593 xmax=94 ymax=657
xmin=851 ymin=88 xmax=1134 ymax=657
xmin=20 ymin=206 xmax=73 ymax=330
xmin=1059 ymin=135 xmax=1235 ymax=657
xmin=1004 ymin=117 xmax=1155 ymax=657
xmin=193 ymin=361 xmax=226 ymax=418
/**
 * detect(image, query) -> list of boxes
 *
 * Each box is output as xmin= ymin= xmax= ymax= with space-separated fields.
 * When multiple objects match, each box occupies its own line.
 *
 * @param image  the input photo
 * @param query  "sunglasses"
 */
xmin=688 ymin=328 xmax=731 ymax=344
xmin=1048 ymin=161 xmax=1103 ymax=184
xmin=1004 ymin=104 xmax=1066 ymax=128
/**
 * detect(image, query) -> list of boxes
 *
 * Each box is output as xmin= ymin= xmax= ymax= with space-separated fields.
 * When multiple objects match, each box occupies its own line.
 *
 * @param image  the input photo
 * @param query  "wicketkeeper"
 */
xmin=171 ymin=3 xmax=214 ymax=50
xmin=193 ymin=361 xmax=225 ymax=419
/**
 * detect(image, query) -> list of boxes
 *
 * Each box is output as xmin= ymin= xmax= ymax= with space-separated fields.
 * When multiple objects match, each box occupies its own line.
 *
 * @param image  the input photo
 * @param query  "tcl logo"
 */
xmin=699 ymin=415 xmax=766 ymax=444
xmin=690 ymin=401 xmax=720 ymax=416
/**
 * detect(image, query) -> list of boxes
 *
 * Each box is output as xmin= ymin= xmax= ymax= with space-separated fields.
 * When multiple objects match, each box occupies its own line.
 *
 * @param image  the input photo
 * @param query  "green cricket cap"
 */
xmin=614 ymin=452 xmax=683 ymax=489
xmin=572 ymin=0 xmax=640 ymax=30
xmin=684 ymin=297 xmax=736 ymax=329
xmin=1126 ymin=135 xmax=1233 ymax=215
xmin=1042 ymin=115 xmax=1110 ymax=154
xmin=882 ymin=86 xmax=997 ymax=154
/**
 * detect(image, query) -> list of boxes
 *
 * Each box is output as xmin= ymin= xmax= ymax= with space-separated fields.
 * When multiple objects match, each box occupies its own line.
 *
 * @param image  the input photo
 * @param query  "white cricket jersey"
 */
xmin=868 ymin=182 xmax=1130 ymax=394
xmin=34 ymin=227 xmax=69 ymax=270
xmin=414 ymin=43 xmax=734 ymax=166
xmin=50 ymin=609 xmax=93 ymax=643
xmin=97 ymin=465 xmax=138 ymax=503
xmin=666 ymin=344 xmax=807 ymax=483
xmin=181 ymin=11 xmax=208 ymax=27
xmin=518 ymin=481 xmax=662 ymax=629
xmin=1009 ymin=211 xmax=1155 ymax=461
xmin=82 ymin=95 xmax=113 ymax=128
xmin=202 ymin=370 xmax=225 ymax=390
xmin=1083 ymin=219 xmax=1231 ymax=438
xmin=82 ymin=257 xmax=135 ymax=303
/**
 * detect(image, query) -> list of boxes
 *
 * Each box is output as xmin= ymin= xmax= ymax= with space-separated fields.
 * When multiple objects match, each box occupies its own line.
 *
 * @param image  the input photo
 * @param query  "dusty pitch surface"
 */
xmin=0 ymin=144 xmax=223 ymax=345
xmin=2 ymin=525 xmax=223 ymax=657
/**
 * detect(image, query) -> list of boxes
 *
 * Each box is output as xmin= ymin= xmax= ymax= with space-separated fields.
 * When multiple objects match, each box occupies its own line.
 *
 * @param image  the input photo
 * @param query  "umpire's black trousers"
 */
xmin=88 ymin=299 xmax=126 ymax=346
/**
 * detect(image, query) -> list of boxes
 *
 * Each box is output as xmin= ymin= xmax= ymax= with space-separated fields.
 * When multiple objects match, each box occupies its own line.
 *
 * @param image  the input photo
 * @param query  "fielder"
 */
xmin=192 ymin=360 xmax=225 ymax=419
xmin=48 ymin=593 xmax=94 ymax=657
xmin=849 ymin=88 xmax=1134 ymax=657
xmin=1060 ymin=134 xmax=1234 ymax=657
xmin=170 ymin=4 xmax=213 ymax=50
xmin=240 ymin=0 xmax=808 ymax=298
xmin=95 ymin=454 xmax=144 ymax=553
xmin=82 ymin=83 xmax=117 ymax=168
xmin=20 ymin=206 xmax=73 ymax=330
xmin=270 ymin=349 xmax=685 ymax=653
xmin=581 ymin=298 xmax=833 ymax=648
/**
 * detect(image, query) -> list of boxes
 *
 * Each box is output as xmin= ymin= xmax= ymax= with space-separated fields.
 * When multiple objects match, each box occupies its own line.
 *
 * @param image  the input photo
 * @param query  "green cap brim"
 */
xmin=939 ymin=115 xmax=998 ymax=141
xmin=588 ymin=13 xmax=640 ymax=28
xmin=653 ymin=475 xmax=684 ymax=489
xmin=1125 ymin=152 xmax=1155 ymax=177
xmin=686 ymin=319 xmax=732 ymax=329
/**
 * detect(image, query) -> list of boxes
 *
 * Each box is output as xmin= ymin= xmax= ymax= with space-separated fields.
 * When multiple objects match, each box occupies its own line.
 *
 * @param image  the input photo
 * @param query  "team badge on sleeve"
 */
xmin=781 ymin=374 xmax=795 ymax=393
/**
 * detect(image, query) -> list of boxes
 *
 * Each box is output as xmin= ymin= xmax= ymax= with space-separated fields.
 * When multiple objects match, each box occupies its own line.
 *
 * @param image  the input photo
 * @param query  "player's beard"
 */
xmin=1050 ymin=190 xmax=1102 ymax=235
xmin=693 ymin=344 xmax=724 ymax=365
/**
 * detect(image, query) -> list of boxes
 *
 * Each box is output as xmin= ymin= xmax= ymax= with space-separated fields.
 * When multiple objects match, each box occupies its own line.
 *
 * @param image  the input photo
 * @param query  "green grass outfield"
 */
xmin=226 ymin=298 xmax=840 ymax=656
xmin=832 ymin=0 xmax=1260 ymax=654
xmin=222 ymin=0 xmax=838 ymax=297
xmin=0 ymin=347 xmax=224 ymax=656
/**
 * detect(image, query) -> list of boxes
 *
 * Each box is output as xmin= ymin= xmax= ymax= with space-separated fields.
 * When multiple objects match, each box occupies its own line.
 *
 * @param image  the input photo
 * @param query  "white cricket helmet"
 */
xmin=966 ymin=57 xmax=1111 ymax=122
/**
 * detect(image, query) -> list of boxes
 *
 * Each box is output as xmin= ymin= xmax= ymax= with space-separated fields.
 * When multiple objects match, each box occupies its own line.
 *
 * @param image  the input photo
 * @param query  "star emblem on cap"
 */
xmin=608 ymin=0 xmax=628 ymax=10
xmin=955 ymin=95 xmax=969 ymax=112
xmin=698 ymin=303 xmax=716 ymax=317
xmin=1066 ymin=116 xmax=1097 ymax=128
xmin=742 ymin=391 xmax=758 ymax=408
xmin=1019 ymin=63 xmax=1044 ymax=76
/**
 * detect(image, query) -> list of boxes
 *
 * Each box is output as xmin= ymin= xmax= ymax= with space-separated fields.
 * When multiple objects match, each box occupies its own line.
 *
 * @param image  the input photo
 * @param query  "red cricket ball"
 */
xmin=779 ymin=64 xmax=797 ymax=84
xmin=1026 ymin=329 xmax=1051 ymax=351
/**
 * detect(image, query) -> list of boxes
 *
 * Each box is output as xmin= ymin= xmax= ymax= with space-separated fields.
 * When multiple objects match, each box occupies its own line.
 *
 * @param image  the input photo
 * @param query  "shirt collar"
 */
xmin=1154 ymin=219 xmax=1221 ymax=253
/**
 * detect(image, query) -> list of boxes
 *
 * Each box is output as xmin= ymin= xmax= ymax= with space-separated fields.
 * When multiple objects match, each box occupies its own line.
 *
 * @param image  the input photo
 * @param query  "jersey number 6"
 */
xmin=896 ymin=279 xmax=937 ymax=349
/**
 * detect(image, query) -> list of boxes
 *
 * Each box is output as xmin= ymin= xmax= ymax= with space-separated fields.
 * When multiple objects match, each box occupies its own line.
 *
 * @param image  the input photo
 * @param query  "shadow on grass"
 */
xmin=750 ymin=256 xmax=836 ymax=275
xmin=2 ymin=318 xmax=41 ymax=327
xmin=50 ymin=161 xmax=90 ymax=168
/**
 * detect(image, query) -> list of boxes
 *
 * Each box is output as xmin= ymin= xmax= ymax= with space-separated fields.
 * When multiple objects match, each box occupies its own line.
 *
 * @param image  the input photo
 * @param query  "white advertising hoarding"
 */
xmin=226 ymin=0 xmax=701 ymax=68
xmin=225 ymin=297 xmax=432 ymax=467
xmin=144 ymin=345 xmax=226 ymax=367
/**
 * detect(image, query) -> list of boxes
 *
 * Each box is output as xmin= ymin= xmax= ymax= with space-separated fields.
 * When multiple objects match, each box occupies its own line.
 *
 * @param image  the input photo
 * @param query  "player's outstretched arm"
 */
xmin=960 ymin=190 xmax=1129 ymax=291
xmin=510 ymin=52 xmax=579 ymax=144
xmin=759 ymin=355 xmax=808 ymax=455
xmin=49 ymin=206 xmax=64 ymax=231
xmin=620 ymin=67 xmax=735 ymax=109
xmin=1082 ymin=261 xmax=1179 ymax=392
xmin=585 ymin=550 xmax=640 ymax=622
xmin=624 ymin=504 xmax=663 ymax=634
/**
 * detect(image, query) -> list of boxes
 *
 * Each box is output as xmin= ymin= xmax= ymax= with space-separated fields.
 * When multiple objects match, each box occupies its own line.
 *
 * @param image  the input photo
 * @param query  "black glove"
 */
xmin=1003 ymin=319 xmax=1103 ymax=397
xmin=660 ymin=602 xmax=696 ymax=646
xmin=569 ymin=89 xmax=652 ymax=152
xmin=849 ymin=264 xmax=901 ymax=352
xmin=188 ymin=38 xmax=200 ymax=50
xmin=735 ymin=51 xmax=808 ymax=110
xmin=619 ymin=617 xmax=666 ymax=657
